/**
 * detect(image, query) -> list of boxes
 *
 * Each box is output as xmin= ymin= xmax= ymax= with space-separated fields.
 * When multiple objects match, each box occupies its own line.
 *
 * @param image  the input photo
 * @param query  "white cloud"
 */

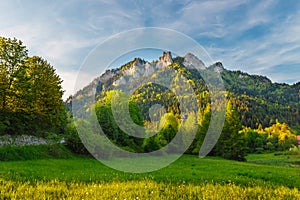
xmin=208 ymin=10 xmax=300 ymax=83
xmin=166 ymin=0 xmax=249 ymax=36
xmin=195 ymin=1 xmax=300 ymax=84
xmin=1 ymin=0 xmax=299 ymax=98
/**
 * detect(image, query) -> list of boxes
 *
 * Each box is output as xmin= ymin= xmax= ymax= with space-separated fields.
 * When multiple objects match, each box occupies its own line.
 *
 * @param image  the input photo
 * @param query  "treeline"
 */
xmin=69 ymin=89 xmax=298 ymax=161
xmin=0 ymin=37 xmax=66 ymax=137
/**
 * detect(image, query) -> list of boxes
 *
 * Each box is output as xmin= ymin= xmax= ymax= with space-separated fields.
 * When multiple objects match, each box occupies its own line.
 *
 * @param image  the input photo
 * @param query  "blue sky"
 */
xmin=1 ymin=0 xmax=299 ymax=99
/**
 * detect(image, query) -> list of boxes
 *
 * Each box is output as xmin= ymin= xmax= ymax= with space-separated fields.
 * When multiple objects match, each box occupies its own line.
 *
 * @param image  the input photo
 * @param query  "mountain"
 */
xmin=70 ymin=52 xmax=300 ymax=133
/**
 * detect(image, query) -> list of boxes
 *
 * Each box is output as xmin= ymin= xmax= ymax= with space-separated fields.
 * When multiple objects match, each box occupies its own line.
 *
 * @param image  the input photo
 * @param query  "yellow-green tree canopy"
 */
xmin=0 ymin=37 xmax=65 ymax=136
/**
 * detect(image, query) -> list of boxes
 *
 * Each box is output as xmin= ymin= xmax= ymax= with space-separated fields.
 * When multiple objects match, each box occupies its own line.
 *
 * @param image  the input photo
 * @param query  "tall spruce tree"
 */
xmin=213 ymin=100 xmax=247 ymax=161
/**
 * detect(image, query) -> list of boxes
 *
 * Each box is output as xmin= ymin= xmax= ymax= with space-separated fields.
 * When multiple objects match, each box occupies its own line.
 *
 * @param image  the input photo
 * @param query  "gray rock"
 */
xmin=0 ymin=134 xmax=48 ymax=147
xmin=211 ymin=62 xmax=224 ymax=73
xmin=113 ymin=76 xmax=127 ymax=85
xmin=156 ymin=51 xmax=173 ymax=69
xmin=99 ymin=70 xmax=118 ymax=82
xmin=143 ymin=62 xmax=155 ymax=77
xmin=183 ymin=53 xmax=206 ymax=69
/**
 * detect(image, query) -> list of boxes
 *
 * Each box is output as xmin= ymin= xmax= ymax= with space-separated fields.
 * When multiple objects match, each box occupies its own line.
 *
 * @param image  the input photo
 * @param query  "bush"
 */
xmin=285 ymin=145 xmax=300 ymax=155
xmin=64 ymin=120 xmax=90 ymax=155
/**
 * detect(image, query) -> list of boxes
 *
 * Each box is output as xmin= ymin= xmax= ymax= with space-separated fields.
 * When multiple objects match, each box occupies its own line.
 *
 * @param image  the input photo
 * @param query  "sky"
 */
xmin=0 ymin=0 xmax=299 ymax=99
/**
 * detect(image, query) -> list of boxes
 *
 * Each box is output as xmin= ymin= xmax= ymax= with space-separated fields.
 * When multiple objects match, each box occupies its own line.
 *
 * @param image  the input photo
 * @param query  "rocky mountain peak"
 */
xmin=156 ymin=51 xmax=173 ymax=69
xmin=210 ymin=62 xmax=224 ymax=73
xmin=183 ymin=52 xmax=206 ymax=69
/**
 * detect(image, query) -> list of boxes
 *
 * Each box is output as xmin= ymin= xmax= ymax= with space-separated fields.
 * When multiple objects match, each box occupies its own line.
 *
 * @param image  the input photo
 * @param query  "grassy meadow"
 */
xmin=0 ymin=153 xmax=300 ymax=199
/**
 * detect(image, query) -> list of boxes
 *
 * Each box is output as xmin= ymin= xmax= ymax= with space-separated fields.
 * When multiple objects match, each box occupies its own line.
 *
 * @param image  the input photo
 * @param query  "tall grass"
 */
xmin=1 ymin=179 xmax=299 ymax=199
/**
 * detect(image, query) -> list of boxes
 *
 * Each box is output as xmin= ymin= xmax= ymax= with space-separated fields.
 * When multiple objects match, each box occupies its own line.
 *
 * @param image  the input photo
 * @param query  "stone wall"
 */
xmin=0 ymin=135 xmax=48 ymax=147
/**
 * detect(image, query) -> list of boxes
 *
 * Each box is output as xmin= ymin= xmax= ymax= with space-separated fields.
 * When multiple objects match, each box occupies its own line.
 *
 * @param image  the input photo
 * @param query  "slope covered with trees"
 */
xmin=72 ymin=53 xmax=299 ymax=133
xmin=70 ymin=52 xmax=299 ymax=161
xmin=221 ymin=69 xmax=300 ymax=132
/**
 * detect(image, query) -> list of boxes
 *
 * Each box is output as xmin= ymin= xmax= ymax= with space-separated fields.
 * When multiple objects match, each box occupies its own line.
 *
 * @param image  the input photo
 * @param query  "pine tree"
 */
xmin=214 ymin=100 xmax=247 ymax=161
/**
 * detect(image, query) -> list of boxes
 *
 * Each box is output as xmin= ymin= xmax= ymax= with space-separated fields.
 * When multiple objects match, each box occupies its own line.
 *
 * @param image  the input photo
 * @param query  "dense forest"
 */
xmin=1 ymin=37 xmax=299 ymax=161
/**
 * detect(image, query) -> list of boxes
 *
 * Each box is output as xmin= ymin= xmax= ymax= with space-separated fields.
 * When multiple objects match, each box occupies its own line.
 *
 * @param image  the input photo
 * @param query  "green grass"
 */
xmin=0 ymin=154 xmax=299 ymax=189
xmin=0 ymin=144 xmax=73 ymax=161
xmin=1 ymin=153 xmax=300 ymax=199
xmin=246 ymin=152 xmax=300 ymax=167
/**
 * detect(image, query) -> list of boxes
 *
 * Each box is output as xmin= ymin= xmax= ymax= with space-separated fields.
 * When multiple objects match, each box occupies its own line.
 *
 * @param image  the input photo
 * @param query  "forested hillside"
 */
xmin=70 ymin=51 xmax=299 ymax=160
xmin=71 ymin=52 xmax=300 ymax=132
xmin=221 ymin=68 xmax=300 ymax=131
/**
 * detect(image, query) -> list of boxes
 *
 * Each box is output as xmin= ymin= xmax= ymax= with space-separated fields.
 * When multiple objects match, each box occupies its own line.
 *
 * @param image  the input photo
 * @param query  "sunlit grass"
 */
xmin=1 ymin=179 xmax=300 ymax=199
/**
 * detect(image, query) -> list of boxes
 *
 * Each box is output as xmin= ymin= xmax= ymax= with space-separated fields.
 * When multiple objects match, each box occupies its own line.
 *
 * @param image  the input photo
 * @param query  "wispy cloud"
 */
xmin=209 ymin=36 xmax=300 ymax=82
xmin=200 ymin=1 xmax=300 ymax=84
xmin=0 ymin=0 xmax=299 ymax=99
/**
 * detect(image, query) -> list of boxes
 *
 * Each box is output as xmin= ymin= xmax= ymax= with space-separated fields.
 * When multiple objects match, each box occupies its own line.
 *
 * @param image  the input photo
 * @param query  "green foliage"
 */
xmin=244 ymin=130 xmax=263 ymax=153
xmin=188 ymin=104 xmax=211 ymax=154
xmin=222 ymin=70 xmax=300 ymax=130
xmin=242 ymin=121 xmax=298 ymax=153
xmin=143 ymin=134 xmax=160 ymax=152
xmin=0 ymin=37 xmax=28 ymax=110
xmin=0 ymin=37 xmax=66 ymax=137
xmin=213 ymin=101 xmax=247 ymax=161
xmin=143 ymin=113 xmax=179 ymax=152
xmin=178 ymin=112 xmax=198 ymax=153
xmin=159 ymin=113 xmax=178 ymax=132
xmin=64 ymin=115 xmax=117 ymax=159
xmin=71 ymin=53 xmax=299 ymax=159
xmin=95 ymin=90 xmax=145 ymax=153
xmin=64 ymin=118 xmax=90 ymax=155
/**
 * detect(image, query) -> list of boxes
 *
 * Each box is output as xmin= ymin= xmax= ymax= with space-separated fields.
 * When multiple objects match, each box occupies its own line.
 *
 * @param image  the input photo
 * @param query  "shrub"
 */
xmin=64 ymin=119 xmax=90 ymax=155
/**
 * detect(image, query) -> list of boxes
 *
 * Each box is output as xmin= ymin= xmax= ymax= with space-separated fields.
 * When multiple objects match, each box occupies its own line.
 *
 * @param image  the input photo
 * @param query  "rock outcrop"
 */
xmin=183 ymin=52 xmax=206 ymax=69
xmin=156 ymin=51 xmax=173 ymax=69
xmin=210 ymin=62 xmax=224 ymax=73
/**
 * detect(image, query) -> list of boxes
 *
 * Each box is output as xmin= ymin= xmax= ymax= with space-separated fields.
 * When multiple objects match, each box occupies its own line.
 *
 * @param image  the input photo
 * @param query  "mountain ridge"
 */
xmin=69 ymin=52 xmax=300 ymax=132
